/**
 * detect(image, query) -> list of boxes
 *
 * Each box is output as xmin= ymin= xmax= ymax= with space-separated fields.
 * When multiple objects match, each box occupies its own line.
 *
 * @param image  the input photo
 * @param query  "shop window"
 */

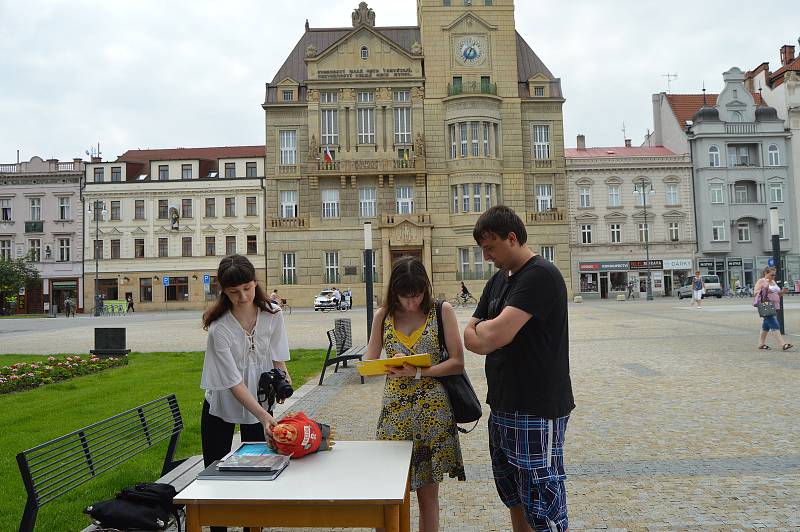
xmin=165 ymin=277 xmax=189 ymax=301
xmin=580 ymin=273 xmax=598 ymax=293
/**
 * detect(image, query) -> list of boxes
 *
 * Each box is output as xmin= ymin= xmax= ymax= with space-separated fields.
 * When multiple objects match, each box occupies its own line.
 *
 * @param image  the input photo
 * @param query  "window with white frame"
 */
xmin=580 ymin=224 xmax=593 ymax=244
xmin=770 ymin=183 xmax=784 ymax=203
xmin=607 ymin=185 xmax=620 ymax=207
xmin=58 ymin=238 xmax=70 ymax=262
xmin=778 ymin=218 xmax=786 ymax=239
xmin=712 ymin=220 xmax=726 ymax=241
xmin=58 ymin=197 xmax=70 ymax=220
xmin=486 ymin=183 xmax=494 ymax=209
xmin=459 ymin=248 xmax=470 ymax=276
xmin=0 ymin=239 xmax=11 ymax=261
xmin=279 ymin=130 xmax=296 ymax=164
xmin=737 ymin=222 xmax=750 ymax=242
xmin=357 ymin=92 xmax=375 ymax=144
xmin=734 ymin=185 xmax=748 ymax=204
xmin=665 ymin=183 xmax=679 ymax=205
xmin=634 ymin=185 xmax=651 ymax=206
xmin=393 ymin=90 xmax=410 ymax=103
xmin=29 ymin=198 xmax=41 ymax=221
xmin=461 ymin=184 xmax=470 ymax=213
xmin=473 ymin=247 xmax=484 ymax=275
xmin=396 ymin=186 xmax=413 ymax=214
xmin=282 ymin=90 xmax=293 ymax=102
xmin=0 ymin=198 xmax=11 ymax=221
xmin=282 ymin=253 xmax=297 ymax=284
xmin=321 ymin=189 xmax=340 ymax=218
xmin=483 ymin=121 xmax=490 ymax=156
xmin=638 ymin=223 xmax=650 ymax=243
xmin=536 ymin=184 xmax=552 ymax=212
xmin=460 ymin=123 xmax=468 ymax=157
xmin=668 ymin=222 xmax=680 ymax=242
xmin=324 ymin=251 xmax=339 ymax=284
xmin=321 ymin=91 xmax=338 ymax=104
xmin=182 ymin=164 xmax=192 ymax=179
xmin=609 ymin=223 xmax=622 ymax=243
xmin=768 ymin=144 xmax=780 ymax=166
xmin=449 ymin=124 xmax=457 ymax=159
xmin=362 ymin=249 xmax=377 ymax=280
xmin=540 ymin=245 xmax=555 ymax=262
xmin=321 ymin=109 xmax=339 ymax=145
xmin=28 ymin=239 xmax=41 ymax=261
xmin=359 ymin=187 xmax=376 ymax=218
xmin=471 ymin=122 xmax=479 ymax=156
xmin=452 ymin=186 xmax=459 ymax=213
xmin=280 ymin=190 xmax=298 ymax=218
xmin=710 ymin=184 xmax=724 ymax=204
xmin=579 ymin=186 xmax=592 ymax=208
xmin=532 ymin=125 xmax=550 ymax=159
xmin=394 ymin=106 xmax=411 ymax=145
xmin=709 ymin=145 xmax=721 ymax=167
xmin=471 ymin=183 xmax=482 ymax=212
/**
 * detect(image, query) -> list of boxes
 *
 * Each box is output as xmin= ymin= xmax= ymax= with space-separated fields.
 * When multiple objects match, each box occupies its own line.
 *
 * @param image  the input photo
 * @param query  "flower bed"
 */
xmin=0 ymin=355 xmax=128 ymax=394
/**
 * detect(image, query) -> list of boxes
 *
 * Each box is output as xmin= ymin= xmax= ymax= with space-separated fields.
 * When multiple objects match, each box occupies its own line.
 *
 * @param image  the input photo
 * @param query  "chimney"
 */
xmin=625 ymin=139 xmax=632 ymax=147
xmin=91 ymin=156 xmax=102 ymax=163
xmin=73 ymin=158 xmax=83 ymax=170
xmin=576 ymin=134 xmax=586 ymax=150
xmin=780 ymin=44 xmax=795 ymax=66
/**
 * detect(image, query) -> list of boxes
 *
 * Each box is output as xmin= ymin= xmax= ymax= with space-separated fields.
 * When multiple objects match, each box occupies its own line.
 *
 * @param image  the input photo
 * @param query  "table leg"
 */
xmin=383 ymin=503 xmax=400 ymax=532
xmin=400 ymin=476 xmax=411 ymax=532
xmin=184 ymin=504 xmax=201 ymax=532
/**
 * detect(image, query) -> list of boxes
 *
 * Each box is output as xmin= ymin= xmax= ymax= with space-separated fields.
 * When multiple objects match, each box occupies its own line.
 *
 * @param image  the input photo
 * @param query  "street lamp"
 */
xmin=87 ymin=200 xmax=107 ymax=316
xmin=634 ymin=182 xmax=654 ymax=301
xmin=364 ymin=222 xmax=374 ymax=340
xmin=769 ymin=207 xmax=786 ymax=334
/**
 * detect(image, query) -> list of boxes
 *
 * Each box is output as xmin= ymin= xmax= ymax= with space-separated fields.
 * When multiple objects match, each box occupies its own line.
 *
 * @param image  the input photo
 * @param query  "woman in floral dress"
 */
xmin=364 ymin=256 xmax=466 ymax=532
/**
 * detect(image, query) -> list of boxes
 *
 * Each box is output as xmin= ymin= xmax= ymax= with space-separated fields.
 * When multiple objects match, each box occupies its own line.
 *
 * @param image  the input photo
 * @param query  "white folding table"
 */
xmin=174 ymin=440 xmax=413 ymax=532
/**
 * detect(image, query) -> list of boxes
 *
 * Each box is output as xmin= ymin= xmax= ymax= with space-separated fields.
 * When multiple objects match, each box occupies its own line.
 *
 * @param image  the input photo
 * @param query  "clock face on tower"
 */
xmin=455 ymin=36 xmax=487 ymax=66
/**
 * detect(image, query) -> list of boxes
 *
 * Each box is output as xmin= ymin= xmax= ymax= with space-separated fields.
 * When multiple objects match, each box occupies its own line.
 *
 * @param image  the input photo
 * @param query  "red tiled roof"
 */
xmin=117 ymin=145 xmax=265 ymax=163
xmin=768 ymin=56 xmax=800 ymax=87
xmin=565 ymin=146 xmax=676 ymax=158
xmin=665 ymin=93 xmax=763 ymax=127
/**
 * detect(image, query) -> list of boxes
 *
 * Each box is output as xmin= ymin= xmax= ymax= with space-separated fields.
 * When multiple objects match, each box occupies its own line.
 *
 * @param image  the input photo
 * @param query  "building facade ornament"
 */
xmin=351 ymin=2 xmax=375 ymax=27
xmin=305 ymin=44 xmax=317 ymax=58
xmin=306 ymin=89 xmax=319 ymax=102
xmin=414 ymin=133 xmax=426 ymax=158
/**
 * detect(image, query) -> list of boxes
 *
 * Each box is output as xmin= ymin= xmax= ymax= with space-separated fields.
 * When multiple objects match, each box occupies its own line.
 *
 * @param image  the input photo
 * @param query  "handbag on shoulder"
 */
xmin=435 ymin=300 xmax=482 ymax=432
xmin=756 ymin=288 xmax=777 ymax=318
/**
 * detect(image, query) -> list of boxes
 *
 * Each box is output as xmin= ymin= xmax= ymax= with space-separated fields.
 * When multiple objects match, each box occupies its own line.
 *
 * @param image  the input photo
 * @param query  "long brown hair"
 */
xmin=202 ymin=254 xmax=276 ymax=330
xmin=383 ymin=256 xmax=433 ymax=318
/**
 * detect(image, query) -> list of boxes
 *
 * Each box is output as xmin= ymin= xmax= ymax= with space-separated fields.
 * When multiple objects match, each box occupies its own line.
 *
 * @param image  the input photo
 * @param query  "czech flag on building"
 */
xmin=323 ymin=145 xmax=333 ymax=163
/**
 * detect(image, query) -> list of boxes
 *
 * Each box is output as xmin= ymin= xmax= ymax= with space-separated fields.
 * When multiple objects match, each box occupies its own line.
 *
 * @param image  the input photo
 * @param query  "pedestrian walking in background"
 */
xmin=754 ymin=267 xmax=793 ymax=351
xmin=691 ymin=271 xmax=705 ymax=308
xmin=126 ymin=295 xmax=135 ymax=313
xmin=464 ymin=205 xmax=574 ymax=532
xmin=364 ymin=256 xmax=466 ymax=532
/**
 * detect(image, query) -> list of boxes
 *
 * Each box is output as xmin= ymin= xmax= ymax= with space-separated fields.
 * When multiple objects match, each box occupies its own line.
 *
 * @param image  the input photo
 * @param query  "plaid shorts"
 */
xmin=489 ymin=411 xmax=569 ymax=532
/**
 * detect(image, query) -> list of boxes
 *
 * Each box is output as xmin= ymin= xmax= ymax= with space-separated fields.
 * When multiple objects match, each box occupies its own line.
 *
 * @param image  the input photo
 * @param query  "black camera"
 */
xmin=257 ymin=368 xmax=293 ymax=410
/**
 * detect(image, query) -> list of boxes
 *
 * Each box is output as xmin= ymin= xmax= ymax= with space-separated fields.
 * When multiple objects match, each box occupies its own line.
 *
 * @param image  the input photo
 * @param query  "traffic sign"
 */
xmin=203 ymin=274 xmax=210 ymax=284
xmin=768 ymin=258 xmax=776 ymax=267
xmin=163 ymin=276 xmax=169 ymax=287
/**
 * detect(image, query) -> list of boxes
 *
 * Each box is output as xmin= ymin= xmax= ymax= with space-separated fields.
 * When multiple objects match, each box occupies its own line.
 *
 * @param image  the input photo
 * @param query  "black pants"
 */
xmin=200 ymin=400 xmax=268 ymax=532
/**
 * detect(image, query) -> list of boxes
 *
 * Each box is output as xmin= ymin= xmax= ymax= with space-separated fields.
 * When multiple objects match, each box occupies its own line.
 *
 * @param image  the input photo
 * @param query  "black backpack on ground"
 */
xmin=84 ymin=482 xmax=180 ymax=531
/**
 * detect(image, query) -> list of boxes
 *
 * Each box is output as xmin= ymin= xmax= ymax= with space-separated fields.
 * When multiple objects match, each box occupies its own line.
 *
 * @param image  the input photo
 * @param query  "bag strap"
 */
xmin=435 ymin=299 xmax=445 ymax=358
xmin=457 ymin=421 xmax=480 ymax=433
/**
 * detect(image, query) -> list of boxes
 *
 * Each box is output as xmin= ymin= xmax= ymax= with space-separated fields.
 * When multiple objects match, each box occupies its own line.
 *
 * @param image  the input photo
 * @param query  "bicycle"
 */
xmin=278 ymin=298 xmax=292 ymax=315
xmin=448 ymin=293 xmax=477 ymax=308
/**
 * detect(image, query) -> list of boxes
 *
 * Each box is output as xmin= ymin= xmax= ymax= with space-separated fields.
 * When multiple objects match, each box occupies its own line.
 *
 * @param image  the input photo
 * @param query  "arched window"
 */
xmin=730 ymin=111 xmax=744 ymax=122
xmin=709 ymin=145 xmax=720 ymax=167
xmin=360 ymin=46 xmax=369 ymax=60
xmin=768 ymin=144 xmax=780 ymax=166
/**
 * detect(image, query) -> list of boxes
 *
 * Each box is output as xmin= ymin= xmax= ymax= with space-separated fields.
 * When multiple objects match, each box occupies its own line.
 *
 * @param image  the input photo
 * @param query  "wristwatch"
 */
xmin=415 ymin=367 xmax=422 ymax=380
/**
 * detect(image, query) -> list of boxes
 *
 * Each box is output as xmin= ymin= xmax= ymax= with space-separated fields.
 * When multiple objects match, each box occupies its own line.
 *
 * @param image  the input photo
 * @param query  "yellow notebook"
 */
xmin=355 ymin=353 xmax=433 ymax=376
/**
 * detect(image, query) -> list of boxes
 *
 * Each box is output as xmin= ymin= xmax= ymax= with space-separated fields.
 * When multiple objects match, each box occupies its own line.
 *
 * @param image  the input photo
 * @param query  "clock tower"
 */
xmin=416 ymin=0 xmax=572 ymax=294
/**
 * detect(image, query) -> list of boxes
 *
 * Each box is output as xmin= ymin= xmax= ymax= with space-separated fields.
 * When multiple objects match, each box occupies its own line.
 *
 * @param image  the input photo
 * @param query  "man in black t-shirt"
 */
xmin=464 ymin=205 xmax=574 ymax=532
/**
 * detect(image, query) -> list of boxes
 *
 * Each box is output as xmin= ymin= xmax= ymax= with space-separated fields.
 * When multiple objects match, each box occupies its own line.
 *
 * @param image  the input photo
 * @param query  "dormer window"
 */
xmin=360 ymin=46 xmax=369 ymax=60
xmin=282 ymin=90 xmax=293 ymax=102
xmin=534 ymin=86 xmax=545 ymax=97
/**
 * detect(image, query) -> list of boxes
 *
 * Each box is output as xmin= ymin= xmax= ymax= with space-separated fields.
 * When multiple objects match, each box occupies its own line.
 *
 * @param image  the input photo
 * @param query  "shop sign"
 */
xmin=698 ymin=259 xmax=715 ymax=268
xmin=663 ymin=259 xmax=693 ymax=270
xmin=727 ymin=259 xmax=743 ymax=267
xmin=629 ymin=260 xmax=663 ymax=270
xmin=579 ymin=261 xmax=629 ymax=272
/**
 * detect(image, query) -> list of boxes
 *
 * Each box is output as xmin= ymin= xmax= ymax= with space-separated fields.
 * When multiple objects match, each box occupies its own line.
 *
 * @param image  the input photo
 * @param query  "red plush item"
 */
xmin=270 ymin=412 xmax=333 ymax=458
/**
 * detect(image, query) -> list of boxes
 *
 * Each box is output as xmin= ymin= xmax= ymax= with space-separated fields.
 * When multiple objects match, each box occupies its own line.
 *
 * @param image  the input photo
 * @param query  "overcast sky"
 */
xmin=2 ymin=0 xmax=798 ymax=163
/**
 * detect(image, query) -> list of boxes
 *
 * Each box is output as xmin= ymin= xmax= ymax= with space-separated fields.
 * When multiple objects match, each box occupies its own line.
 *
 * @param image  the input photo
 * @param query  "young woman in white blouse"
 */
xmin=200 ymin=254 xmax=291 ymax=476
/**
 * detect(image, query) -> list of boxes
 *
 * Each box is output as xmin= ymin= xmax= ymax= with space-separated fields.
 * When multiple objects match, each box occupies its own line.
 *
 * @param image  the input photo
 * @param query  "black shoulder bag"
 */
xmin=435 ymin=299 xmax=482 ymax=433
xmin=84 ymin=482 xmax=181 ymax=531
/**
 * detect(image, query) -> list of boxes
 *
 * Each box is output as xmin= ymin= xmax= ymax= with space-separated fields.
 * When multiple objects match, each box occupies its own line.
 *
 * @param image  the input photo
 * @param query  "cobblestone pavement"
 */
xmin=3 ymin=298 xmax=799 ymax=530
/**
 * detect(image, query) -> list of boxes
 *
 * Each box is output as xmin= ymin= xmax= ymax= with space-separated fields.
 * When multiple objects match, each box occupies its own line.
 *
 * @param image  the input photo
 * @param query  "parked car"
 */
xmin=314 ymin=289 xmax=337 ymax=311
xmin=676 ymin=275 xmax=723 ymax=299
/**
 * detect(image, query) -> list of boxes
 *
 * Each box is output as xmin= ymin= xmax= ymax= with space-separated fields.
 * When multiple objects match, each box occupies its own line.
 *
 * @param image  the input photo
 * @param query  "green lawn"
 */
xmin=0 ymin=349 xmax=325 ymax=531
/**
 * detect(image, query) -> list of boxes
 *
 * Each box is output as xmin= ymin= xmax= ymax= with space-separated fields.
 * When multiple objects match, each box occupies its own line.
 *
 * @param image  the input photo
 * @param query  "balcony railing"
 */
xmin=533 ymin=159 xmax=553 ymax=168
xmin=57 ymin=162 xmax=75 ymax=171
xmin=527 ymin=210 xmax=565 ymax=224
xmin=457 ymin=269 xmax=495 ymax=281
xmin=269 ymin=217 xmax=307 ymax=229
xmin=0 ymin=164 xmax=17 ymax=172
xmin=25 ymin=221 xmax=44 ymax=233
xmin=725 ymin=123 xmax=757 ymax=134
xmin=447 ymin=81 xmax=498 ymax=96
xmin=309 ymin=158 xmax=424 ymax=175
xmin=277 ymin=164 xmax=298 ymax=175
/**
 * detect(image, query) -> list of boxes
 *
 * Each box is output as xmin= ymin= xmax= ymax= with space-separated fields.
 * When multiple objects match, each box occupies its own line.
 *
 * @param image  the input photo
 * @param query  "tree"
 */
xmin=0 ymin=258 xmax=40 ymax=314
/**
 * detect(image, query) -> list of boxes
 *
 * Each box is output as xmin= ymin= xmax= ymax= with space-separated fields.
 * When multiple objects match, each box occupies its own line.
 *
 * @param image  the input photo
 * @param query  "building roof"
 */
xmin=117 ymin=146 xmax=265 ymax=164
xmin=565 ymin=146 xmax=677 ymax=159
xmin=665 ymin=93 xmax=763 ymax=127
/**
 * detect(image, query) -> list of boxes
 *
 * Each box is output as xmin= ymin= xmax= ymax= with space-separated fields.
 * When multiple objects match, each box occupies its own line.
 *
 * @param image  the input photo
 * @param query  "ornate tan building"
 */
xmin=263 ymin=0 xmax=570 ymax=305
